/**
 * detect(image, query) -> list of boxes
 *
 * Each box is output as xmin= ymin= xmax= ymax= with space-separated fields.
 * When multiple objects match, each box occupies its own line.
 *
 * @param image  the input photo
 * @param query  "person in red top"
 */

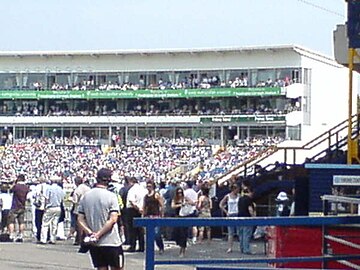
xmin=8 ymin=174 xmax=30 ymax=242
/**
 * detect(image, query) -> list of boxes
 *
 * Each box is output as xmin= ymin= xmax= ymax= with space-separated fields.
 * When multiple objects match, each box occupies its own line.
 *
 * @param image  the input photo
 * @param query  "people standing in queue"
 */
xmin=197 ymin=186 xmax=212 ymax=244
xmin=78 ymin=168 xmax=124 ymax=270
xmin=33 ymin=176 xmax=48 ymax=242
xmin=71 ymin=176 xmax=90 ymax=245
xmin=219 ymin=183 xmax=240 ymax=253
xmin=39 ymin=175 xmax=65 ymax=244
xmin=171 ymin=186 xmax=190 ymax=257
xmin=143 ymin=180 xmax=164 ymax=254
xmin=275 ymin=191 xmax=291 ymax=217
xmin=0 ymin=185 xmax=12 ymax=234
xmin=238 ymin=186 xmax=256 ymax=254
xmin=125 ymin=176 xmax=147 ymax=252
xmin=183 ymin=181 xmax=198 ymax=244
xmin=7 ymin=174 xmax=29 ymax=242
xmin=119 ymin=176 xmax=131 ymax=245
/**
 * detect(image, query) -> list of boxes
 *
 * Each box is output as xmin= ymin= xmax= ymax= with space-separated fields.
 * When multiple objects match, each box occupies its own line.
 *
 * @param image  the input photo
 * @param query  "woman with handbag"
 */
xmin=171 ymin=186 xmax=193 ymax=257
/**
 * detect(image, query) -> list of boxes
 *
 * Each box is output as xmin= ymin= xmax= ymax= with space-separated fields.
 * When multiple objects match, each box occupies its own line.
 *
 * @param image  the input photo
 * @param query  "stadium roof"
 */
xmin=0 ymin=44 xmax=334 ymax=60
xmin=0 ymin=44 xmax=343 ymax=70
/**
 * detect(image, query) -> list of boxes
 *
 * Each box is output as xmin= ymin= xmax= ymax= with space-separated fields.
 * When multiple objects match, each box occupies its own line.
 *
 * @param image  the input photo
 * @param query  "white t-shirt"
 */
xmin=227 ymin=194 xmax=240 ymax=215
xmin=184 ymin=188 xmax=198 ymax=213
xmin=0 ymin=192 xmax=13 ymax=210
xmin=126 ymin=183 xmax=147 ymax=211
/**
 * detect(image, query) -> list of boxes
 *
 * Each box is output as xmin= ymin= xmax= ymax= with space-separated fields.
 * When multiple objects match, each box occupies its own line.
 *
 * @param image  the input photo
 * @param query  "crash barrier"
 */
xmin=135 ymin=215 xmax=360 ymax=270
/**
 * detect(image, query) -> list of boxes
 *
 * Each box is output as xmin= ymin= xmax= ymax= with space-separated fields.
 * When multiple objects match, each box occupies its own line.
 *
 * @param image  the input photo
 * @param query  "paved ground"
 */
xmin=0 ymin=238 xmax=267 ymax=270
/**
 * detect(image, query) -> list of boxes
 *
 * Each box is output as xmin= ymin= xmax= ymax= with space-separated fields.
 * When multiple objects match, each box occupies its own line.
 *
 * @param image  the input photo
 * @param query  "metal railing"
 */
xmin=321 ymin=195 xmax=360 ymax=270
xmin=135 ymin=215 xmax=360 ymax=270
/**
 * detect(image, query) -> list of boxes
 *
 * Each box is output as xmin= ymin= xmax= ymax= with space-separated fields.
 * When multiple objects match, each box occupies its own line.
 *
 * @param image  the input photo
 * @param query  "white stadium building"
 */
xmin=0 ymin=45 xmax=356 ymax=147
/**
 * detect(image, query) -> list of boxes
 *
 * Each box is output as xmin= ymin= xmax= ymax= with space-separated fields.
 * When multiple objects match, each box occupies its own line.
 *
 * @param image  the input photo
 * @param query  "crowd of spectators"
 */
xmin=22 ymin=74 xmax=295 ymax=92
xmin=0 ymin=98 xmax=301 ymax=117
xmin=0 ymin=136 xmax=284 ymax=188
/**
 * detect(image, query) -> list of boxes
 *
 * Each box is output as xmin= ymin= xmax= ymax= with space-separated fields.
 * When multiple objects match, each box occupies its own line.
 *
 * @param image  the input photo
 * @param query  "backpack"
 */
xmin=33 ymin=184 xmax=44 ymax=209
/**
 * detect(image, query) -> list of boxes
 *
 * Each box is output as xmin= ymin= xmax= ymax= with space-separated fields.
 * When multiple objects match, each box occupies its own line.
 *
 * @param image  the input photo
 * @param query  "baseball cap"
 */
xmin=97 ymin=168 xmax=113 ymax=182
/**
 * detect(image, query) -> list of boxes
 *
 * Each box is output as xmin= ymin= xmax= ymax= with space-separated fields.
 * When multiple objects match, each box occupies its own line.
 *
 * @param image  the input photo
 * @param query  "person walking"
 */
xmin=7 ymin=174 xmax=29 ymax=242
xmin=78 ymin=168 xmax=124 ymax=270
xmin=39 ymin=176 xmax=65 ymax=244
xmin=219 ymin=183 xmax=240 ymax=253
xmin=143 ymin=180 xmax=164 ymax=254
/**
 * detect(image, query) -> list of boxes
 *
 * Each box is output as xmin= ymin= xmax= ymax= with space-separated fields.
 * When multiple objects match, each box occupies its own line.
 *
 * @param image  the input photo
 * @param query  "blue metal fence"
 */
xmin=134 ymin=216 xmax=360 ymax=270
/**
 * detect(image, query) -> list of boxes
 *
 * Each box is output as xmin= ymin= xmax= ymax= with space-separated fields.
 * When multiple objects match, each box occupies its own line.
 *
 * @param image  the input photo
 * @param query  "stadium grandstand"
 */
xmin=0 ymin=45 xmax=358 ymax=214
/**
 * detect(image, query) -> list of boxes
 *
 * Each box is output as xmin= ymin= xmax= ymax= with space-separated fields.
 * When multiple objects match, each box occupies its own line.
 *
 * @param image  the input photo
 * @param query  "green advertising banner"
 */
xmin=200 ymin=115 xmax=286 ymax=123
xmin=0 ymin=87 xmax=283 ymax=100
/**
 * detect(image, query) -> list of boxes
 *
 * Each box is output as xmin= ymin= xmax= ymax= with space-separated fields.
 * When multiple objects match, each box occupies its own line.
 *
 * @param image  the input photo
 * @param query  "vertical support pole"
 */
xmin=347 ymin=48 xmax=355 ymax=164
xmin=145 ymin=223 xmax=156 ymax=270
xmin=125 ymin=125 xmax=128 ymax=145
xmin=322 ymin=198 xmax=328 ymax=269
xmin=292 ymin=149 xmax=296 ymax=165
xmin=108 ymin=125 xmax=112 ymax=147
xmin=221 ymin=126 xmax=224 ymax=148
xmin=13 ymin=126 xmax=16 ymax=142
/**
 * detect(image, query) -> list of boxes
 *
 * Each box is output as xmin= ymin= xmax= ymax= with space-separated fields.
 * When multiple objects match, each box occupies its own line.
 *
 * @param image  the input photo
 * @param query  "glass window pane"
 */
xmin=0 ymin=74 xmax=18 ymax=89
xmin=26 ymin=73 xmax=46 ymax=90
xmin=157 ymin=127 xmax=174 ymax=138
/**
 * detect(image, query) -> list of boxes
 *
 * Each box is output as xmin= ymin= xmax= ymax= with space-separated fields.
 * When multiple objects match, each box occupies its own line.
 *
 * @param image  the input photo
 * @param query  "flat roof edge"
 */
xmin=0 ymin=44 xmax=302 ymax=57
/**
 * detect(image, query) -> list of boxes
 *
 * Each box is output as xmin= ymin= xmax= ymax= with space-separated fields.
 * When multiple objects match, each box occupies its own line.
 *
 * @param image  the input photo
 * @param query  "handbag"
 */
xmin=179 ymin=203 xmax=193 ymax=217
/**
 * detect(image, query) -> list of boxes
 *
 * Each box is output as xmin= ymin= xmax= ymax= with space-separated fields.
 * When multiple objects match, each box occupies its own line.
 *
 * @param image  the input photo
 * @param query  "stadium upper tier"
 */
xmin=0 ymin=45 xmax=355 ymax=145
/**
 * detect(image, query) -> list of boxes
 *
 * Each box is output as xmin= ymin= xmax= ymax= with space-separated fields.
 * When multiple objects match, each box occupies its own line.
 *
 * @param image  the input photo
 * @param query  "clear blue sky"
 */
xmin=0 ymin=0 xmax=346 ymax=56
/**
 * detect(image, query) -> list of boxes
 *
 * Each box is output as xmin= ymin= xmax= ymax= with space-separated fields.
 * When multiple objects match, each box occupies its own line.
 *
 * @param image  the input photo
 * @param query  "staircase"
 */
xmin=217 ymin=114 xmax=360 ymax=185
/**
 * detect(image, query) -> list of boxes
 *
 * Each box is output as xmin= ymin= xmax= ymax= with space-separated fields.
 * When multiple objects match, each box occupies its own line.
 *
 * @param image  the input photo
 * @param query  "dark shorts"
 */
xmin=70 ymin=212 xmax=76 ymax=228
xmin=7 ymin=209 xmax=25 ymax=225
xmin=89 ymin=245 xmax=124 ymax=268
xmin=1 ymin=209 xmax=10 ymax=229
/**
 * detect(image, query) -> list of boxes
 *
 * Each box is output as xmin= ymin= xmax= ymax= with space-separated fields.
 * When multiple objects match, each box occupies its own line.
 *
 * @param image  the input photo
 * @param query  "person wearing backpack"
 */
xmin=33 ymin=176 xmax=48 ymax=242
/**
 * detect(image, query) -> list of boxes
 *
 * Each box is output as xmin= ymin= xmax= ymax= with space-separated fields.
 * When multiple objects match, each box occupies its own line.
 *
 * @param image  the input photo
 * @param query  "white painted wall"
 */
xmin=300 ymin=54 xmax=356 ymax=141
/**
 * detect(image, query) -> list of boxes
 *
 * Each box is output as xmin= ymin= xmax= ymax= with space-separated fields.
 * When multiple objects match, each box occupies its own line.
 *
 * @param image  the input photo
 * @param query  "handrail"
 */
xmin=217 ymin=114 xmax=360 ymax=184
xmin=134 ymin=216 xmax=360 ymax=270
xmin=322 ymin=195 xmax=360 ymax=204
